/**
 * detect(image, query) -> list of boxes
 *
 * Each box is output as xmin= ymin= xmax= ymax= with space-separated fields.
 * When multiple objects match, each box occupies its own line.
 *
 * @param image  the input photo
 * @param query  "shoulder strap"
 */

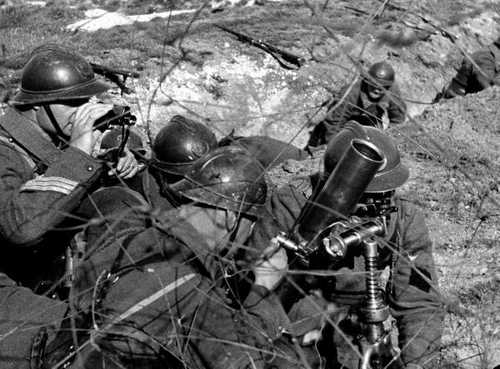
xmin=0 ymin=109 xmax=62 ymax=167
xmin=0 ymin=134 xmax=37 ymax=169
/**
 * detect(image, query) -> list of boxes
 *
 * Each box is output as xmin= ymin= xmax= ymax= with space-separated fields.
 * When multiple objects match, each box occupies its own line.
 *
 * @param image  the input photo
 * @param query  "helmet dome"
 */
xmin=153 ymin=115 xmax=218 ymax=175
xmin=365 ymin=61 xmax=395 ymax=88
xmin=11 ymin=44 xmax=111 ymax=105
xmin=170 ymin=146 xmax=267 ymax=216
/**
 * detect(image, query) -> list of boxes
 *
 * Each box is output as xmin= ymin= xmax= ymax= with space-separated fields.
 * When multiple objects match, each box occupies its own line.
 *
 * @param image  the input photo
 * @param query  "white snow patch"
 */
xmin=67 ymin=0 xmax=292 ymax=32
xmin=27 ymin=0 xmax=46 ymax=6
xmin=67 ymin=8 xmax=197 ymax=32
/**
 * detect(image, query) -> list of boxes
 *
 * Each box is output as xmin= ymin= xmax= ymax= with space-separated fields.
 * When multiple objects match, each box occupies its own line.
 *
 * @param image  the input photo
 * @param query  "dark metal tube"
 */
xmin=324 ymin=220 xmax=385 ymax=258
xmin=296 ymin=138 xmax=384 ymax=242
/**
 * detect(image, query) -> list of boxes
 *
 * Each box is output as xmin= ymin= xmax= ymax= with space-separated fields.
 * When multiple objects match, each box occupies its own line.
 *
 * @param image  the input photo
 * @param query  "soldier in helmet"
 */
xmin=280 ymin=122 xmax=444 ymax=369
xmin=152 ymin=114 xmax=219 ymax=183
xmin=0 ymin=43 xmax=142 ymax=246
xmin=146 ymin=114 xmax=307 ymax=208
xmin=306 ymin=61 xmax=407 ymax=148
xmin=152 ymin=115 xmax=307 ymax=178
xmin=0 ymin=44 xmax=140 ymax=369
xmin=435 ymin=36 xmax=500 ymax=100
xmin=126 ymin=114 xmax=222 ymax=210
xmin=39 ymin=146 xmax=313 ymax=369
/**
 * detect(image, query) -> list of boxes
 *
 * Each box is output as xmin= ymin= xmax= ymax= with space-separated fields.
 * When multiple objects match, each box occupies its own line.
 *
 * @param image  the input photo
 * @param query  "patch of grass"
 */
xmin=45 ymin=4 xmax=82 ymax=21
xmin=74 ymin=27 xmax=139 ymax=53
xmin=324 ymin=18 xmax=366 ymax=38
xmin=0 ymin=5 xmax=84 ymax=65
xmin=446 ymin=8 xmax=484 ymax=27
xmin=456 ymin=280 xmax=500 ymax=368
xmin=0 ymin=6 xmax=32 ymax=29
xmin=459 ymin=279 xmax=499 ymax=306
xmin=0 ymin=4 xmax=81 ymax=31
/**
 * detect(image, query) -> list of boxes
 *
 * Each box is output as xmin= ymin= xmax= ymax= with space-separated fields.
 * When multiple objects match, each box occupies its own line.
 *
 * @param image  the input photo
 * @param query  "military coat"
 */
xmin=253 ymin=183 xmax=443 ymax=369
xmin=43 ymin=186 xmax=308 ymax=369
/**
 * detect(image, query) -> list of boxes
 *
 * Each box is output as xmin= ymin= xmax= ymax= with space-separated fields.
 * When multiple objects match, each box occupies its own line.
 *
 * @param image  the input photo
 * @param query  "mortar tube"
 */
xmin=296 ymin=138 xmax=385 ymax=244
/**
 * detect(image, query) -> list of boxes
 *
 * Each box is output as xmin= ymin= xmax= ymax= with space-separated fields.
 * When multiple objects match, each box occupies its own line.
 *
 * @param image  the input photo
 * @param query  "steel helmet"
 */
xmin=365 ymin=61 xmax=395 ymax=88
xmin=170 ymin=146 xmax=268 ymax=216
xmin=324 ymin=121 xmax=409 ymax=193
xmin=152 ymin=115 xmax=218 ymax=175
xmin=11 ymin=44 xmax=111 ymax=106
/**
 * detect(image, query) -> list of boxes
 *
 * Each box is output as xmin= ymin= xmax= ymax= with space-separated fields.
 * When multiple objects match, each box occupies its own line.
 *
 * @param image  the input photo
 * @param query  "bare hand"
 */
xmin=109 ymin=147 xmax=144 ymax=179
xmin=253 ymin=238 xmax=288 ymax=291
xmin=69 ymin=102 xmax=113 ymax=155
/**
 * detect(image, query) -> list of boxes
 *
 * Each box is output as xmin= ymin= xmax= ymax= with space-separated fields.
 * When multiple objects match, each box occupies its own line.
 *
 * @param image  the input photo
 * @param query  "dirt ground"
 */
xmin=1 ymin=0 xmax=499 ymax=367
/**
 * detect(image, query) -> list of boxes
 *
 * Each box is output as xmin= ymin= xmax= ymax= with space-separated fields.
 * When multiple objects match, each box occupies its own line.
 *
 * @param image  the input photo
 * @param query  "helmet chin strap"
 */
xmin=43 ymin=105 xmax=71 ymax=143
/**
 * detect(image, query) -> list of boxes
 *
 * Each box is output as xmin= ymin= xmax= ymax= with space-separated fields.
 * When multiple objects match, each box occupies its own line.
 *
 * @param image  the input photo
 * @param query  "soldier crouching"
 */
xmin=0 ymin=44 xmax=142 ymax=369
xmin=268 ymin=122 xmax=445 ymax=369
xmin=36 ymin=147 xmax=316 ymax=369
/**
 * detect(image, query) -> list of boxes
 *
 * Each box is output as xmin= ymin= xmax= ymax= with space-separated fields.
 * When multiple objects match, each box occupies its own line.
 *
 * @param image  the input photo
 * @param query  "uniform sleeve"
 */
xmin=0 ymin=281 xmax=67 ymax=369
xmin=322 ymin=83 xmax=361 ymax=143
xmin=78 ymin=225 xmax=292 ymax=369
xmin=244 ymin=185 xmax=308 ymax=330
xmin=386 ymin=83 xmax=407 ymax=125
xmin=242 ymin=285 xmax=314 ymax=369
xmin=249 ymin=184 xmax=307 ymax=260
xmin=241 ymin=285 xmax=291 ymax=337
xmin=0 ymin=143 xmax=103 ymax=246
xmin=388 ymin=202 xmax=444 ymax=368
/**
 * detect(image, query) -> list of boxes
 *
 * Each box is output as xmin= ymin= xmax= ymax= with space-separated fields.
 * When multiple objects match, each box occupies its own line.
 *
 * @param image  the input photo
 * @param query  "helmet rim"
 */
xmin=170 ymin=179 xmax=267 ymax=217
xmin=152 ymin=157 xmax=205 ymax=176
xmin=170 ymin=146 xmax=268 ymax=217
xmin=10 ymin=77 xmax=111 ymax=106
xmin=365 ymin=161 xmax=409 ymax=193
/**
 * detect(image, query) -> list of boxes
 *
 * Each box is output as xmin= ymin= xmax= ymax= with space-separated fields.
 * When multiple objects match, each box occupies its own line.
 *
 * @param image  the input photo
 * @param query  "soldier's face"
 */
xmin=365 ymin=83 xmax=386 ymax=101
xmin=36 ymin=100 xmax=87 ymax=136
xmin=178 ymin=205 xmax=253 ymax=252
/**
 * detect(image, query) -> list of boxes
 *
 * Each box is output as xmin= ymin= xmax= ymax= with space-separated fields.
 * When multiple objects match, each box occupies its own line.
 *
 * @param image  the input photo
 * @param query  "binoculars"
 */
xmin=93 ymin=105 xmax=136 ymax=132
